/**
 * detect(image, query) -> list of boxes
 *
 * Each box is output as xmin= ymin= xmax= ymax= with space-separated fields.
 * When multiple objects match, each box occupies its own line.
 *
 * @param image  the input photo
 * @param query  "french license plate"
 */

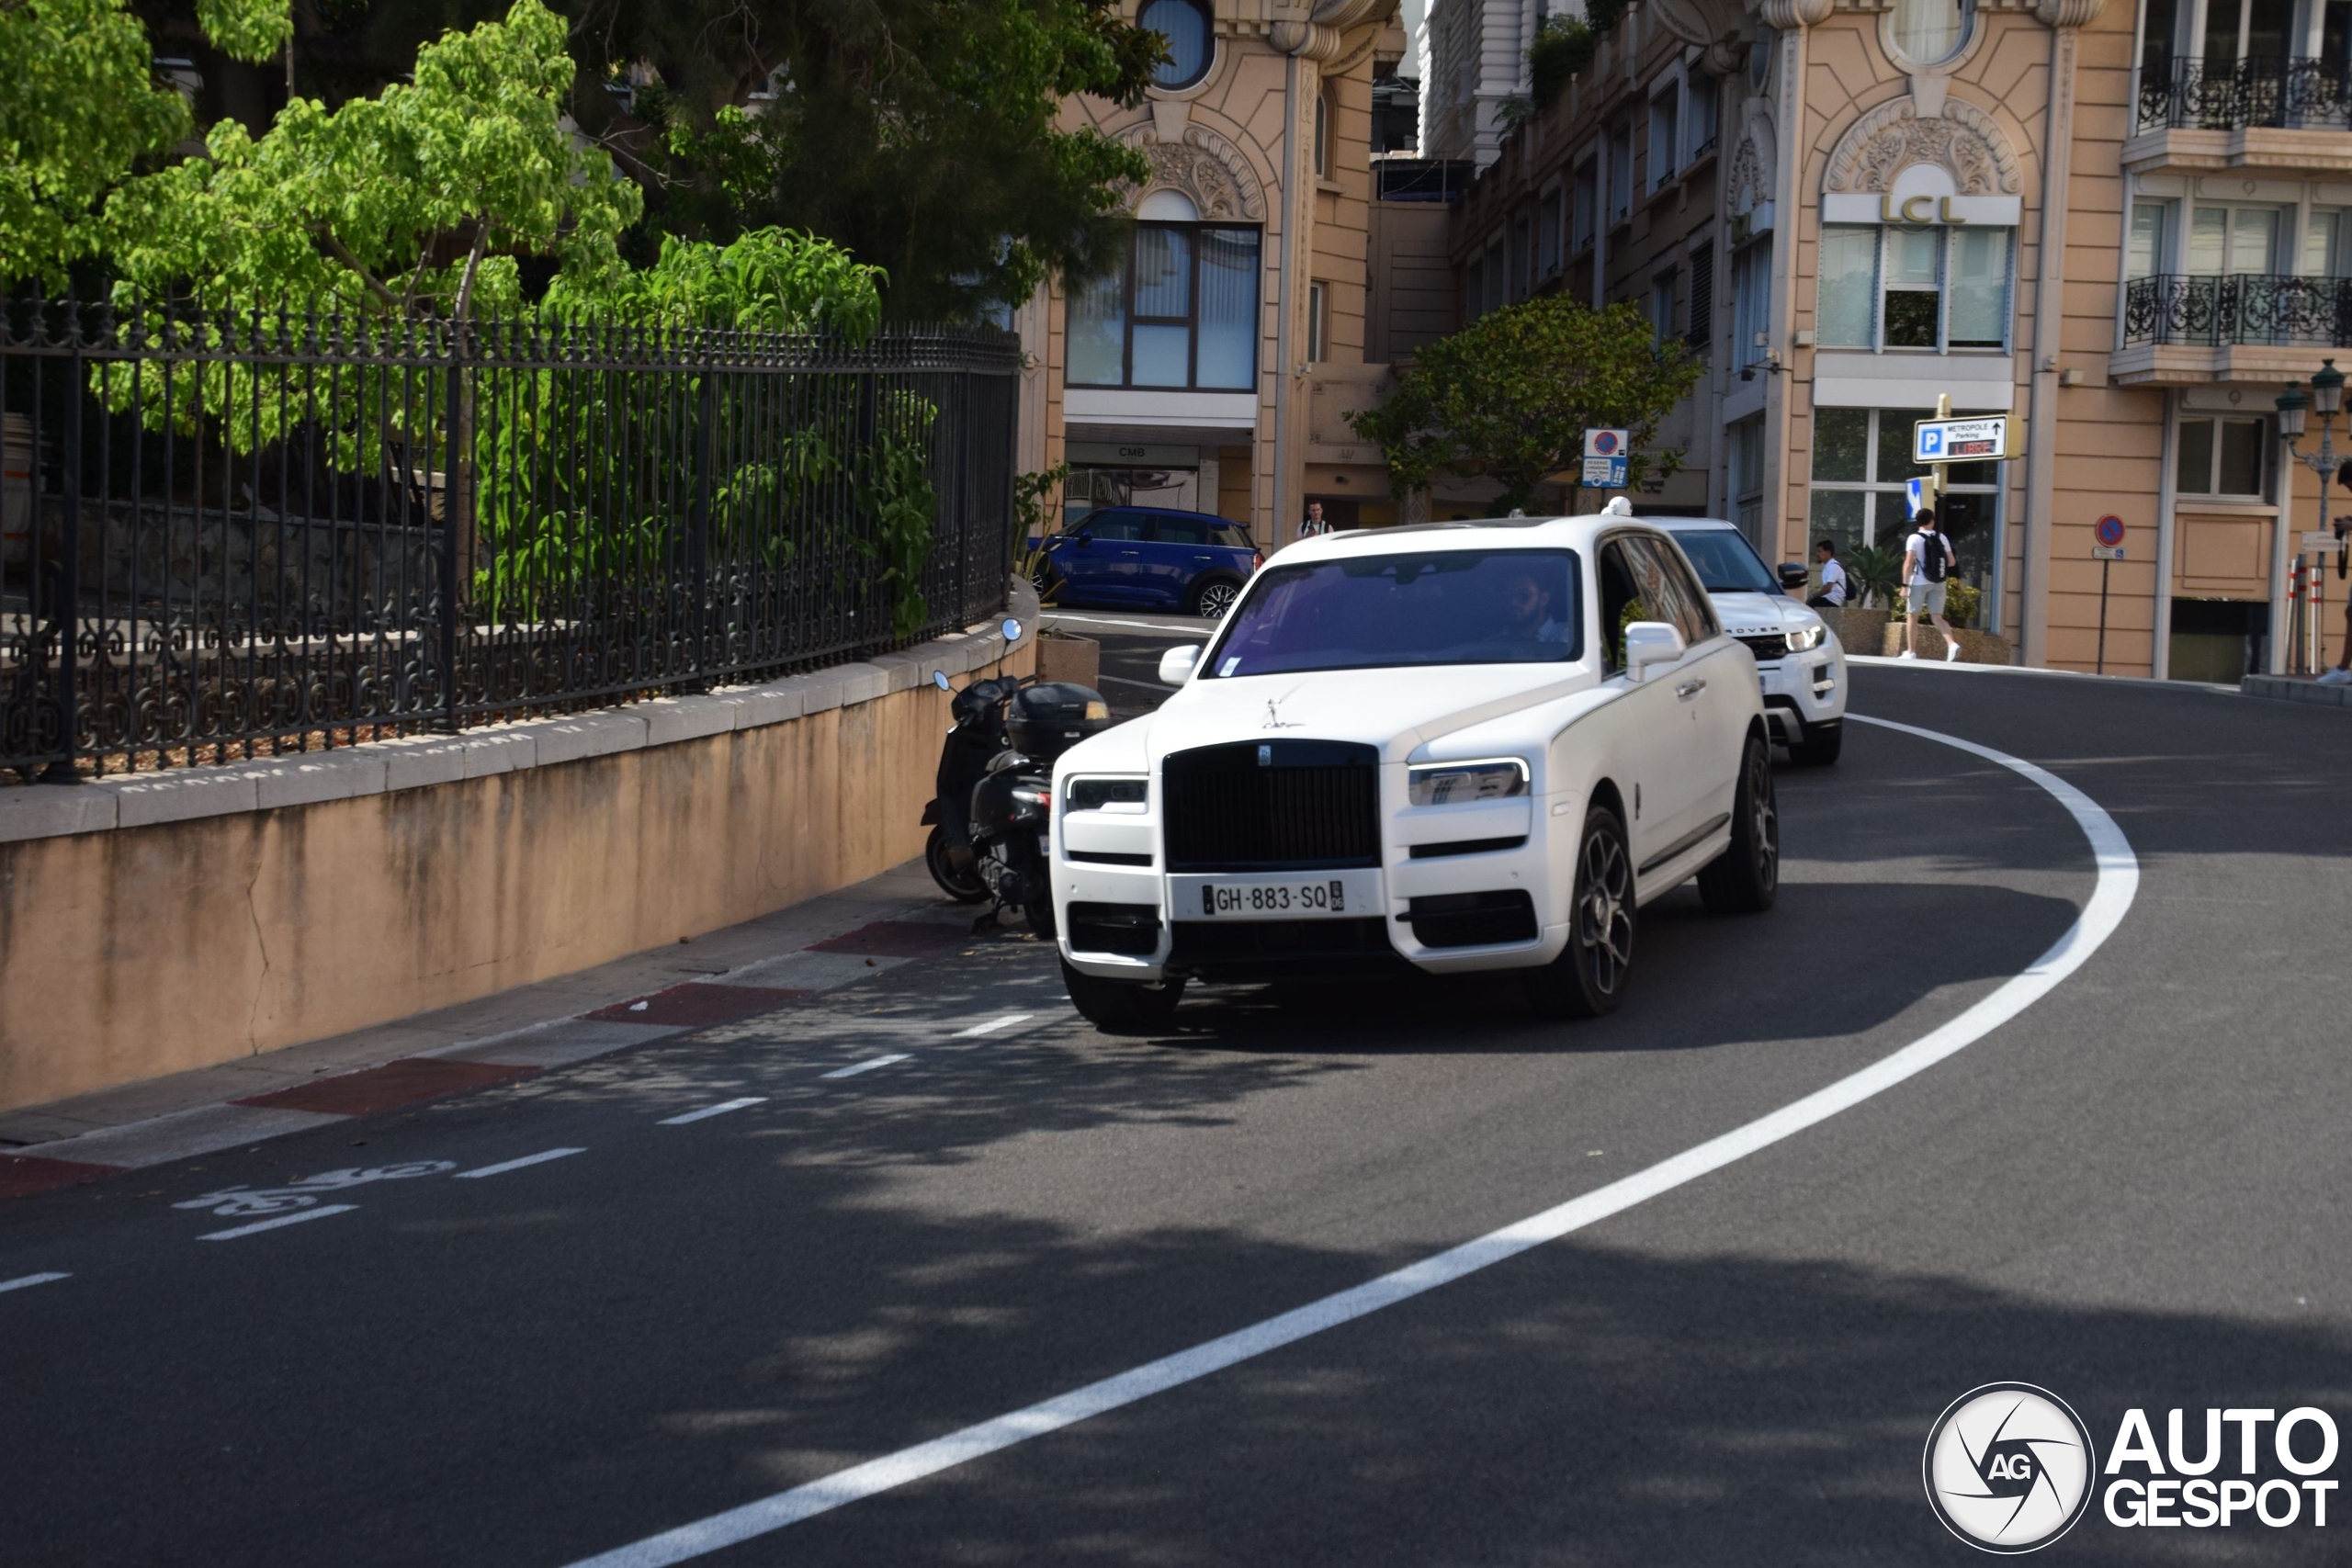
xmin=1198 ymin=877 xmax=1352 ymax=919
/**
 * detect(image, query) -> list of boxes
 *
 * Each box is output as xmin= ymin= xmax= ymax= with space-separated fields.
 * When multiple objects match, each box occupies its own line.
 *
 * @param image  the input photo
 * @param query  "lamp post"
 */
xmin=2277 ymin=359 xmax=2344 ymax=674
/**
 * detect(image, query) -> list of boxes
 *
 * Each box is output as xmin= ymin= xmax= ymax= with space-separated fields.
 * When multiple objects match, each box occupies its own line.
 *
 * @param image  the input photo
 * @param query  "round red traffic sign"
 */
xmin=1592 ymin=431 xmax=1621 ymax=456
xmin=2095 ymin=514 xmax=2125 ymax=547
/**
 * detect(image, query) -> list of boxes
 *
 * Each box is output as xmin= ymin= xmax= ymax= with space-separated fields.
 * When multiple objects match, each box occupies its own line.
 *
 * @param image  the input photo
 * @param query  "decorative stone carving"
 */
xmin=1822 ymin=97 xmax=2022 ymax=196
xmin=1751 ymin=0 xmax=1834 ymax=30
xmin=1121 ymin=123 xmax=1268 ymax=221
xmin=2034 ymin=0 xmax=2109 ymax=24
xmin=1728 ymin=133 xmax=1770 ymax=215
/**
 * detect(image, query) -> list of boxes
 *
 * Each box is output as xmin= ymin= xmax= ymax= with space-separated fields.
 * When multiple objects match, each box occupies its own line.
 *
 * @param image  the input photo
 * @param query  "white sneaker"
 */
xmin=1897 ymin=649 xmax=1918 ymax=660
xmin=1946 ymin=642 xmax=1962 ymax=662
xmin=2318 ymin=667 xmax=2352 ymax=685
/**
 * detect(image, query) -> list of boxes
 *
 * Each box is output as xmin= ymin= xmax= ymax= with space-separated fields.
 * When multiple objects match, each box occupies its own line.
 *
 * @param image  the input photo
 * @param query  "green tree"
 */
xmin=1347 ymin=298 xmax=1703 ymax=513
xmin=570 ymin=0 xmax=1164 ymax=319
xmin=0 ymin=0 xmax=289 ymax=288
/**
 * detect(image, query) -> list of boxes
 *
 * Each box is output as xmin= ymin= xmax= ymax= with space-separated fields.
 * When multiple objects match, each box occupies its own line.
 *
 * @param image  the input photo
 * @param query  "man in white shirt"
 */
xmin=1807 ymin=540 xmax=1848 ymax=609
xmin=1900 ymin=508 xmax=1962 ymax=661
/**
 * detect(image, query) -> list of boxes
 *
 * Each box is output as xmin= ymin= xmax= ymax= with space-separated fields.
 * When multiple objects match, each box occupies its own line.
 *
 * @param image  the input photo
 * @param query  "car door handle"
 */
xmin=1676 ymin=678 xmax=1707 ymax=699
xmin=1119 ymin=549 xmax=1141 ymax=556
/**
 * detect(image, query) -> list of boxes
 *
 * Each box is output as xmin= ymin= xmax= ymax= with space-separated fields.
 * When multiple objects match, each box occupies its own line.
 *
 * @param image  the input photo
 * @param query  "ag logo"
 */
xmin=1923 ymin=1383 xmax=2097 ymax=1552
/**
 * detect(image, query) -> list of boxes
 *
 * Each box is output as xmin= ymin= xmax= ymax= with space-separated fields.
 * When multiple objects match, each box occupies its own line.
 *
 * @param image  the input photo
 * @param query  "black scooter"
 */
xmin=922 ymin=637 xmax=1113 ymax=936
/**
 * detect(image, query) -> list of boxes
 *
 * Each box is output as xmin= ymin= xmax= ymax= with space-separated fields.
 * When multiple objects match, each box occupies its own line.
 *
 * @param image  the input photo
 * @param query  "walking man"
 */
xmin=1900 ymin=507 xmax=1962 ymax=661
xmin=1807 ymin=540 xmax=1849 ymax=609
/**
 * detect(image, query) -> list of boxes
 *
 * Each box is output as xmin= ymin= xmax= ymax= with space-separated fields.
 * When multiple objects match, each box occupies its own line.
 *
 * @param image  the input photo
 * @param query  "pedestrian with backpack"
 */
xmin=1900 ymin=507 xmax=1962 ymax=662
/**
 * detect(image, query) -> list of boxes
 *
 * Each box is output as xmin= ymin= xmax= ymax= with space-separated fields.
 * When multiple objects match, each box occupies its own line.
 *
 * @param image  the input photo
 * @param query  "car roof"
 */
xmin=1092 ymin=504 xmax=1245 ymax=523
xmin=1638 ymin=515 xmax=1741 ymax=533
xmin=1280 ymin=514 xmax=1666 ymax=559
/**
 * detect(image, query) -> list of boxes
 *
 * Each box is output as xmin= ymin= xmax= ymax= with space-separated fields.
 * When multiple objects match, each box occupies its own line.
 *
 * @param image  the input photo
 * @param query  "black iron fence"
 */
xmin=2121 ymin=273 xmax=2352 ymax=348
xmin=0 ymin=300 xmax=1020 ymax=781
xmin=2136 ymin=53 xmax=2352 ymax=132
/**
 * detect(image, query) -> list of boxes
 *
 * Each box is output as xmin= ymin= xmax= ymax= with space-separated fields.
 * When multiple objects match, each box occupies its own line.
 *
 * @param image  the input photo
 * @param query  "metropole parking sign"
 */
xmin=1913 ymin=414 xmax=2017 ymax=463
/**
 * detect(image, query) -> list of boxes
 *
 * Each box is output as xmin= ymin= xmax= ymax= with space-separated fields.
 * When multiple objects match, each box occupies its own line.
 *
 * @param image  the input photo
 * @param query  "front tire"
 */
xmin=1788 ymin=718 xmax=1843 ymax=767
xmin=1188 ymin=575 xmax=1242 ymax=619
xmin=926 ymin=824 xmax=989 ymax=904
xmin=1061 ymin=959 xmax=1185 ymax=1033
xmin=1525 ymin=805 xmax=1634 ymax=1019
xmin=1698 ymin=732 xmax=1780 ymax=914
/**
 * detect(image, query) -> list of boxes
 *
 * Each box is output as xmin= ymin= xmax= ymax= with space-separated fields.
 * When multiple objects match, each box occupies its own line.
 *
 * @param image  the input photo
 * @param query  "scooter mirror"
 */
xmin=1001 ymin=617 xmax=1023 ymax=643
xmin=932 ymin=671 xmax=952 ymax=692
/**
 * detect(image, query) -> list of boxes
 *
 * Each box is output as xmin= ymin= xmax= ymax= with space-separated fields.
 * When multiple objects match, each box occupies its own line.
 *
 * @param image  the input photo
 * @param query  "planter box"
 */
xmin=1035 ymin=633 xmax=1101 ymax=688
xmin=1878 ymin=619 xmax=2014 ymax=664
xmin=1821 ymin=606 xmax=1890 ymax=653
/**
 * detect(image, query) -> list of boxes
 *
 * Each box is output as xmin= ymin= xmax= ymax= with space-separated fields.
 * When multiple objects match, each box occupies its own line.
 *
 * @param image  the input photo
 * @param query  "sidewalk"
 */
xmin=0 ymin=857 xmax=982 ymax=1197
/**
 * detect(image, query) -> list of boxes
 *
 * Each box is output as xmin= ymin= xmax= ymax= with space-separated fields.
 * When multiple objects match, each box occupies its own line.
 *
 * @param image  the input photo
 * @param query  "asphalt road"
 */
xmin=4 ymin=636 xmax=2348 ymax=1567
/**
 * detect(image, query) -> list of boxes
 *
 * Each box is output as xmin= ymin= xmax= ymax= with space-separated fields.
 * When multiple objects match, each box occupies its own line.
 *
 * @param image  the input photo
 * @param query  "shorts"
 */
xmin=1908 ymin=580 xmax=1948 ymax=614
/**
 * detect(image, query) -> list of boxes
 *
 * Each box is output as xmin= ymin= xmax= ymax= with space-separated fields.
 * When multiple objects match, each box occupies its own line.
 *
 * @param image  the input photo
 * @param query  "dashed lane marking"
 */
xmin=655 ymin=1098 xmax=768 ymax=1126
xmin=198 ymin=1204 xmax=359 ymax=1242
xmin=821 ymin=1055 xmax=911 ymax=1080
xmin=0 ymin=1271 xmax=70 ymax=1294
xmin=457 ymin=1147 xmax=587 ymax=1179
xmin=953 ymin=1014 xmax=1035 ymax=1038
xmin=561 ymin=714 xmax=2143 ymax=1568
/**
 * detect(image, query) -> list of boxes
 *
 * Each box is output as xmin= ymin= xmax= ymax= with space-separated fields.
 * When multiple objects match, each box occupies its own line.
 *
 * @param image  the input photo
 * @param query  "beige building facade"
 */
xmin=1429 ymin=0 xmax=2352 ymax=676
xmin=1019 ymin=0 xmax=1464 ymax=548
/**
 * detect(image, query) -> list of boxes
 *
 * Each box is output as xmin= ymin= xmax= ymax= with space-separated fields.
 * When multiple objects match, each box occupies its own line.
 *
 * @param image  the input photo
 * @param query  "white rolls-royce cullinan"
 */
xmin=1048 ymin=512 xmax=1781 ymax=1032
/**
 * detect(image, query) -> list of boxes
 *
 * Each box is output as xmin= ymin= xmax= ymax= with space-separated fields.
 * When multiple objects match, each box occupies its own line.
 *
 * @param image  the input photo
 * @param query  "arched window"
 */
xmin=1141 ymin=0 xmax=1216 ymax=91
xmin=1313 ymin=90 xmax=1331 ymax=177
xmin=1890 ymin=0 xmax=1973 ymax=64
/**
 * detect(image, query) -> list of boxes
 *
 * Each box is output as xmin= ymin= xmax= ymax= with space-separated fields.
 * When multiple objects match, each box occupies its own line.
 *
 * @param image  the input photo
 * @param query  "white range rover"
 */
xmin=1646 ymin=516 xmax=1849 ymax=766
xmin=1048 ymin=513 xmax=1781 ymax=1032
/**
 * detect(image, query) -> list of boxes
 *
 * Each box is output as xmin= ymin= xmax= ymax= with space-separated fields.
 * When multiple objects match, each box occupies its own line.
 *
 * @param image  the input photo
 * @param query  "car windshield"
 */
xmin=1668 ymin=529 xmax=1781 ymax=594
xmin=1204 ymin=548 xmax=1582 ymax=677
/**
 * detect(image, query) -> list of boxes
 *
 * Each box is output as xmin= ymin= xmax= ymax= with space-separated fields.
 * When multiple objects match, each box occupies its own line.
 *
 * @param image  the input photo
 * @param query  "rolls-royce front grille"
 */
xmin=1161 ymin=739 xmax=1381 ymax=872
xmin=1737 ymin=633 xmax=1790 ymax=662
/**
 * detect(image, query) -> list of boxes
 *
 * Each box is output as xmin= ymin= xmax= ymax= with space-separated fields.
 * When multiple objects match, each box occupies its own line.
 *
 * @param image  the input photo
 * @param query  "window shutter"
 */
xmin=1687 ymin=243 xmax=1714 ymax=350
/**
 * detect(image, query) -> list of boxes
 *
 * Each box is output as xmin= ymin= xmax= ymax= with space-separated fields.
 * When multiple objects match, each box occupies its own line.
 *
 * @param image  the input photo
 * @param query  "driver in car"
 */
xmin=1499 ymin=567 xmax=1573 ymax=645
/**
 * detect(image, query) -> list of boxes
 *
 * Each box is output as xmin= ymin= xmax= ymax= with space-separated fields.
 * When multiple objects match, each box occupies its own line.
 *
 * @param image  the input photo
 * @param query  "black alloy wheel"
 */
xmin=1526 ymin=804 xmax=1634 ymax=1019
xmin=1698 ymin=732 xmax=1780 ymax=914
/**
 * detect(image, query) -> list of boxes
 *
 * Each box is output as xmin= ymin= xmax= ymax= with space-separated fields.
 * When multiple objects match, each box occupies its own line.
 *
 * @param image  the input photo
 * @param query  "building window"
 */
xmin=1729 ymin=415 xmax=1766 ymax=548
xmin=1512 ymin=214 xmax=1532 ymax=299
xmin=2175 ymin=415 xmax=2268 ymax=496
xmin=2187 ymin=203 xmax=2281 ymax=275
xmin=1687 ymin=241 xmax=1714 ymax=351
xmin=1732 ymin=237 xmax=1770 ymax=370
xmin=1687 ymin=73 xmax=1718 ymax=157
xmin=1609 ymin=131 xmax=1633 ymax=226
xmin=1068 ymin=221 xmax=1261 ymax=389
xmin=1538 ymin=188 xmax=1564 ymax=278
xmin=1307 ymin=280 xmax=1329 ymax=363
xmin=1571 ymin=162 xmax=1598 ymax=254
xmin=1648 ymin=84 xmax=1680 ymax=192
xmin=2129 ymin=199 xmax=2174 ymax=279
xmin=1650 ymin=268 xmax=1678 ymax=346
xmin=1313 ymin=90 xmax=1331 ymax=178
xmin=2305 ymin=209 xmax=2350 ymax=276
xmin=1818 ymin=224 xmax=2013 ymax=352
xmin=1141 ymin=0 xmax=1215 ymax=90
xmin=1485 ymin=247 xmax=1506 ymax=314
xmin=1891 ymin=0 xmax=1973 ymax=64
xmin=1808 ymin=406 xmax=2000 ymax=600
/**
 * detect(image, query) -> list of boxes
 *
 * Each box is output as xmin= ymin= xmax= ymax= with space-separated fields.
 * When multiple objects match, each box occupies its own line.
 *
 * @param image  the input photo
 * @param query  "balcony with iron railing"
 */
xmin=2128 ymin=55 xmax=2352 ymax=172
xmin=2114 ymin=272 xmax=2352 ymax=384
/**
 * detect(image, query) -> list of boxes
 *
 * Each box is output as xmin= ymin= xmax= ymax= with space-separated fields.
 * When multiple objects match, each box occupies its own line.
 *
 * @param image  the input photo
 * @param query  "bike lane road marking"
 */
xmin=199 ymin=1205 xmax=359 ymax=1242
xmin=562 ymin=713 xmax=2142 ymax=1568
xmin=656 ymin=1098 xmax=767 ymax=1126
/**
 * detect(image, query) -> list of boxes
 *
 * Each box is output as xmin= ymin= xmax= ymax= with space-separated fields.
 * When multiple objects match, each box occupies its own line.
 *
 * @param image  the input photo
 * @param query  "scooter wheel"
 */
xmin=926 ymin=824 xmax=989 ymax=904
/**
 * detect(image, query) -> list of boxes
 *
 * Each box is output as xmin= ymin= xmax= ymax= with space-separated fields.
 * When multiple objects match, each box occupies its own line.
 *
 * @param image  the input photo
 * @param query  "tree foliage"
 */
xmin=0 ymin=0 xmax=289 ymax=287
xmin=1347 ymin=298 xmax=1703 ymax=513
xmin=569 ymin=0 xmax=1165 ymax=319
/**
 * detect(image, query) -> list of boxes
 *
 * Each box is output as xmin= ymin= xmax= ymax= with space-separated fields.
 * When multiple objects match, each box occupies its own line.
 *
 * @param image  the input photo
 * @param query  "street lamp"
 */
xmin=2277 ymin=360 xmax=2346 ymax=674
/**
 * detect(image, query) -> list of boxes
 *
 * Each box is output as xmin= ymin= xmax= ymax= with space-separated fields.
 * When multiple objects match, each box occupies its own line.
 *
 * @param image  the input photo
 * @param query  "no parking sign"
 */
xmin=2096 ymin=514 xmax=2126 ymax=548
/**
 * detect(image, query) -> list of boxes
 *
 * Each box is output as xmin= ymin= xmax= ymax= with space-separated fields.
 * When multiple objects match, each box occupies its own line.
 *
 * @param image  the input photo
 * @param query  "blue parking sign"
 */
xmin=1919 ymin=427 xmax=1944 ymax=457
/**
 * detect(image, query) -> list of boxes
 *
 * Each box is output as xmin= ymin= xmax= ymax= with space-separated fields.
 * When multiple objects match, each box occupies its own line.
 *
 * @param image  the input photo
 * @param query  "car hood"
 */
xmin=1136 ymin=661 xmax=1597 ymax=764
xmin=1710 ymin=590 xmax=1799 ymax=637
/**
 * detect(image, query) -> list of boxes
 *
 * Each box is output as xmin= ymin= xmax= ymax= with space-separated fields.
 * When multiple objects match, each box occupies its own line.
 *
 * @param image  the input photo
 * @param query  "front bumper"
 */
xmin=1755 ymin=646 xmax=1846 ymax=743
xmin=1056 ymin=797 xmax=1572 ymax=984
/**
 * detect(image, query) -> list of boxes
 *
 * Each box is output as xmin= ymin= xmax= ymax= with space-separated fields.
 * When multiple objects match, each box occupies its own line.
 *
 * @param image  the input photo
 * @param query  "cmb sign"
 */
xmin=1913 ymin=415 xmax=2016 ymax=463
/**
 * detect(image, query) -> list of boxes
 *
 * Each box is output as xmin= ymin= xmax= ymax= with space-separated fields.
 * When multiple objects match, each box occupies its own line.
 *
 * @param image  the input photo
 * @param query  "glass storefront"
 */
xmin=1808 ymin=407 xmax=2002 ymax=626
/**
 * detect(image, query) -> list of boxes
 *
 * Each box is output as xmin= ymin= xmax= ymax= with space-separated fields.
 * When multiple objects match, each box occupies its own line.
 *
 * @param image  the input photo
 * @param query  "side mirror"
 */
xmin=1001 ymin=617 xmax=1023 ymax=643
xmin=1623 ymin=621 xmax=1688 ymax=678
xmin=1777 ymin=562 xmax=1811 ymax=592
xmin=933 ymin=670 xmax=952 ymax=693
xmin=1158 ymin=644 xmax=1202 ymax=685
xmin=1072 ymin=533 xmax=1093 ymax=547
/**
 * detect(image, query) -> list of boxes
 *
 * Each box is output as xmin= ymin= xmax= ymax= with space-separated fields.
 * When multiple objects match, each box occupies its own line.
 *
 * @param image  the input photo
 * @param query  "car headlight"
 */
xmin=1784 ymin=623 xmax=1826 ymax=651
xmin=1065 ymin=775 xmax=1149 ymax=813
xmin=1408 ymin=758 xmax=1529 ymax=807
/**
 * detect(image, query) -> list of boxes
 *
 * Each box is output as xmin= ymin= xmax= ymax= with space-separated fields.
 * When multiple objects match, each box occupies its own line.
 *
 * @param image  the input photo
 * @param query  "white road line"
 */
xmin=820 ymin=1055 xmax=911 ymax=1080
xmin=563 ymin=713 xmax=2140 ymax=1568
xmin=656 ymin=1098 xmax=767 ymax=1126
xmin=0 ymin=1271 xmax=70 ymax=1294
xmin=1042 ymin=613 xmax=1212 ymax=635
xmin=456 ymin=1147 xmax=586 ymax=1179
xmin=198 ymin=1204 xmax=359 ymax=1242
xmin=953 ymin=1014 xmax=1034 ymax=1038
